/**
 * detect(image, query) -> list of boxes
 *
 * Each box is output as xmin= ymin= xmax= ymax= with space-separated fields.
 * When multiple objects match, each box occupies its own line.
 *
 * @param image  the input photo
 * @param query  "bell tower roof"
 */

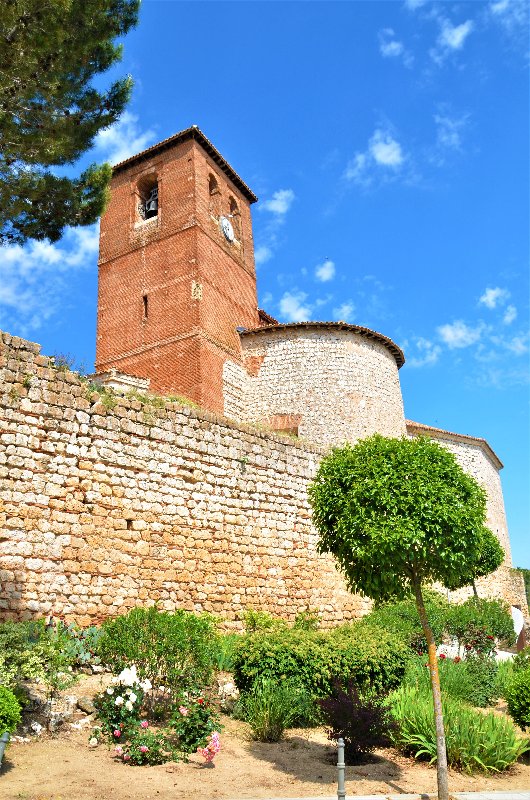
xmin=112 ymin=125 xmax=258 ymax=204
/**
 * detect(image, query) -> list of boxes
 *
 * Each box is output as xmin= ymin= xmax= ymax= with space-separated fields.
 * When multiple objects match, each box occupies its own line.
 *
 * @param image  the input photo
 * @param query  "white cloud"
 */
xmin=437 ymin=320 xmax=484 ymax=349
xmin=333 ymin=301 xmax=355 ymax=322
xmin=94 ymin=111 xmax=157 ymax=166
xmin=255 ymin=245 xmax=273 ymax=266
xmin=439 ymin=19 xmax=474 ymax=50
xmin=431 ymin=19 xmax=474 ymax=64
xmin=504 ymin=334 xmax=528 ymax=354
xmin=315 ymin=260 xmax=336 ymax=282
xmin=260 ymin=189 xmax=295 ymax=215
xmin=0 ymin=224 xmax=99 ymax=334
xmin=378 ymin=29 xmax=414 ymax=67
xmin=434 ymin=112 xmax=469 ymax=151
xmin=405 ymin=0 xmax=426 ymax=8
xmin=479 ymin=286 xmax=510 ymax=309
xmin=407 ymin=338 xmax=442 ymax=368
xmin=489 ymin=0 xmax=529 ymax=35
xmin=370 ymin=130 xmax=404 ymax=167
xmin=345 ymin=128 xmax=405 ymax=186
xmin=278 ymin=291 xmax=312 ymax=322
xmin=503 ymin=305 xmax=517 ymax=325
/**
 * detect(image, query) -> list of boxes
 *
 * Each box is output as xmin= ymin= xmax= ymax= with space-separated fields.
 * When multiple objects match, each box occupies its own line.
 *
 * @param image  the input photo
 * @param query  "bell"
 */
xmin=144 ymin=187 xmax=158 ymax=218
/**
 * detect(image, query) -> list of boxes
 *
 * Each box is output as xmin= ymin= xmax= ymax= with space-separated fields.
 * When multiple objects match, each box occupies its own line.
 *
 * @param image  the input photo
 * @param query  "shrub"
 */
xmin=362 ymin=591 xmax=449 ymax=654
xmin=389 ymin=685 xmax=529 ymax=772
xmin=113 ymin=721 xmax=179 ymax=766
xmin=241 ymin=609 xmax=287 ymax=633
xmin=233 ymin=624 xmax=408 ymax=701
xmin=240 ymin=679 xmax=302 ymax=742
xmin=0 ymin=620 xmax=52 ymax=687
xmin=0 ymin=686 xmax=22 ymax=734
xmin=404 ymin=653 xmax=498 ymax=708
xmin=93 ymin=665 xmax=147 ymax=738
xmin=212 ymin=633 xmax=240 ymax=672
xmin=97 ymin=607 xmax=218 ymax=691
xmin=494 ymin=659 xmax=514 ymax=699
xmin=505 ymin=667 xmax=530 ymax=731
xmin=445 ymin=598 xmax=515 ymax=654
xmin=170 ymin=691 xmax=221 ymax=752
xmin=513 ymin=645 xmax=530 ymax=673
xmin=318 ymin=680 xmax=395 ymax=763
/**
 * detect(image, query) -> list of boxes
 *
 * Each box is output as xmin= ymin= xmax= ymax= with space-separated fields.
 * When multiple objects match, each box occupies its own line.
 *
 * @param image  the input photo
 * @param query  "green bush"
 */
xmin=241 ymin=609 xmax=287 ymax=633
xmin=233 ymin=624 xmax=408 ymax=700
xmin=404 ymin=654 xmax=498 ymax=708
xmin=389 ymin=685 xmax=529 ymax=773
xmin=212 ymin=633 xmax=240 ymax=672
xmin=513 ymin=645 xmax=530 ymax=673
xmin=494 ymin=659 xmax=515 ymax=699
xmin=239 ymin=679 xmax=303 ymax=742
xmin=505 ymin=667 xmax=530 ymax=730
xmin=0 ymin=686 xmax=22 ymax=734
xmin=445 ymin=598 xmax=515 ymax=654
xmin=0 ymin=620 xmax=51 ymax=687
xmin=97 ymin=607 xmax=218 ymax=691
xmin=361 ymin=591 xmax=449 ymax=654
xmin=170 ymin=691 xmax=221 ymax=752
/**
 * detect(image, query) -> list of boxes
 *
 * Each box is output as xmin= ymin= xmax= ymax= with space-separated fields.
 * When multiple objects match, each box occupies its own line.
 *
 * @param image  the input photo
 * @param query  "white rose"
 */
xmin=140 ymin=679 xmax=152 ymax=692
xmin=114 ymin=696 xmax=124 ymax=706
xmin=125 ymin=700 xmax=133 ymax=712
xmin=128 ymin=692 xmax=137 ymax=704
xmin=106 ymin=687 xmax=114 ymax=695
xmin=89 ymin=737 xmax=98 ymax=747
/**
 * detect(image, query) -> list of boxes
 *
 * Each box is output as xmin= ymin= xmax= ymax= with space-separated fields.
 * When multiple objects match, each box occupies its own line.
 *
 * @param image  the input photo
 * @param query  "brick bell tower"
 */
xmin=95 ymin=126 xmax=260 ymax=413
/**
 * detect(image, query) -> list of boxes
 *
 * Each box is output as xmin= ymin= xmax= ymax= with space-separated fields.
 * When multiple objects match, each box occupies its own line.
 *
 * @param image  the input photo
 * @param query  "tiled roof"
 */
xmin=112 ymin=125 xmax=258 ymax=203
xmin=239 ymin=321 xmax=405 ymax=369
xmin=406 ymin=419 xmax=503 ymax=469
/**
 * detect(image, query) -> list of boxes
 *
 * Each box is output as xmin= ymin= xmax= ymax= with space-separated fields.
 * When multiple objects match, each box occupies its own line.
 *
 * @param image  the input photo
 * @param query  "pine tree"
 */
xmin=0 ymin=0 xmax=140 ymax=244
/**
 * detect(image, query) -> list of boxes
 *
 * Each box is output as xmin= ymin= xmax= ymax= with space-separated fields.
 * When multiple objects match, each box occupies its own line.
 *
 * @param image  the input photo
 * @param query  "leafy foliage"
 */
xmin=309 ymin=435 xmax=493 ymax=599
xmin=513 ymin=645 xmax=530 ymax=673
xmin=97 ymin=607 xmax=218 ymax=691
xmin=0 ymin=0 xmax=140 ymax=244
xmin=238 ymin=678 xmax=305 ymax=742
xmin=518 ymin=568 xmax=530 ymax=609
xmin=505 ymin=668 xmax=530 ymax=731
xmin=445 ymin=598 xmax=515 ymax=653
xmin=170 ymin=692 xmax=221 ymax=752
xmin=362 ymin=591 xmax=449 ymax=654
xmin=114 ymin=723 xmax=179 ymax=766
xmin=318 ymin=680 xmax=395 ymax=763
xmin=233 ymin=623 xmax=408 ymax=702
xmin=0 ymin=685 xmax=22 ymax=734
xmin=404 ymin=654 xmax=498 ymax=708
xmin=389 ymin=685 xmax=530 ymax=773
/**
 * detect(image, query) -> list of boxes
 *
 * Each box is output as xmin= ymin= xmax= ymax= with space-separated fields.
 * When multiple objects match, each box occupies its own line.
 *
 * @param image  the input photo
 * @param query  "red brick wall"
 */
xmin=96 ymin=138 xmax=259 ymax=410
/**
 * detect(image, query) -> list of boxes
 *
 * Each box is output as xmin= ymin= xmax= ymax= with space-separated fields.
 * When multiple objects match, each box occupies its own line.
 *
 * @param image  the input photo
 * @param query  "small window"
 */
xmin=208 ymin=173 xmax=221 ymax=217
xmin=137 ymin=174 xmax=158 ymax=221
xmin=142 ymin=294 xmax=148 ymax=318
xmin=229 ymin=197 xmax=241 ymax=239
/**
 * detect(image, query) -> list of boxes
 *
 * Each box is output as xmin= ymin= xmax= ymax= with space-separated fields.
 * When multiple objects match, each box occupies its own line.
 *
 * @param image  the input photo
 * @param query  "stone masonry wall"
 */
xmin=0 ymin=332 xmax=370 ymax=627
xmin=225 ymin=326 xmax=407 ymax=445
xmin=1 ymin=332 xmax=526 ymax=626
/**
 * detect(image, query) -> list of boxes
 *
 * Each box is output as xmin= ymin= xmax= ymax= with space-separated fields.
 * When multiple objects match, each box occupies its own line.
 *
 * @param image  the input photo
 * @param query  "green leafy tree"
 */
xmin=444 ymin=527 xmax=504 ymax=597
xmin=0 ymin=0 xmax=140 ymax=245
xmin=309 ymin=434 xmax=498 ymax=800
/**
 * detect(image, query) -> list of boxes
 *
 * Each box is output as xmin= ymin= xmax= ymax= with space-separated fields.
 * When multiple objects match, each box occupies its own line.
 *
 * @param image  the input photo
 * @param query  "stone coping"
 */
xmin=406 ymin=419 xmax=503 ymax=470
xmin=239 ymin=321 xmax=406 ymax=369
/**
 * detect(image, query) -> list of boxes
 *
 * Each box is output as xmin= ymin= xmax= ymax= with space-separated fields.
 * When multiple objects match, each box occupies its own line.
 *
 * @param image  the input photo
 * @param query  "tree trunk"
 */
xmin=472 ymin=580 xmax=478 ymax=598
xmin=412 ymin=577 xmax=449 ymax=800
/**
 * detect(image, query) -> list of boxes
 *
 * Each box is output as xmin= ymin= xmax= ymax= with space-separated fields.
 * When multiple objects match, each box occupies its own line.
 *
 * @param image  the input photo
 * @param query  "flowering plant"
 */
xmin=197 ymin=731 xmax=221 ymax=763
xmin=113 ymin=722 xmax=179 ymax=766
xmin=93 ymin=665 xmax=145 ymax=737
xmin=170 ymin=692 xmax=221 ymax=754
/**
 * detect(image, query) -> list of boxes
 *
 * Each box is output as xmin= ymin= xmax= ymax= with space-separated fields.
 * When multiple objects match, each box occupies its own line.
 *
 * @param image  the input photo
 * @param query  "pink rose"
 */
xmin=113 ymin=729 xmax=121 ymax=738
xmin=140 ymin=745 xmax=149 ymax=753
xmin=115 ymin=745 xmax=123 ymax=756
xmin=179 ymin=706 xmax=189 ymax=716
xmin=123 ymin=754 xmax=130 ymax=761
xmin=140 ymin=720 xmax=149 ymax=729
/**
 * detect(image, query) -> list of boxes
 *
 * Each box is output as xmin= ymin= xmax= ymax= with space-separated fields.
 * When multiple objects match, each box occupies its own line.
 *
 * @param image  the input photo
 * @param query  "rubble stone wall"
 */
xmin=1 ymin=332 xmax=526 ymax=626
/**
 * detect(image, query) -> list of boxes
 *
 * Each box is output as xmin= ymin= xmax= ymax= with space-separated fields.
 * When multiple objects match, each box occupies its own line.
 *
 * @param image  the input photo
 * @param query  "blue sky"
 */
xmin=1 ymin=0 xmax=528 ymax=567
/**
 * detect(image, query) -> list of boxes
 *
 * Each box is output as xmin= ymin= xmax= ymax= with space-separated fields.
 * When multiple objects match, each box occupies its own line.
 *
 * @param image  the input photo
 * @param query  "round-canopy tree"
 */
xmin=308 ymin=434 xmax=503 ymax=800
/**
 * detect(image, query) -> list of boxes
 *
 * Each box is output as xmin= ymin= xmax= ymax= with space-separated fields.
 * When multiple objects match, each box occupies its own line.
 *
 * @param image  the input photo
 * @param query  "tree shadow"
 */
xmin=249 ymin=734 xmax=404 ymax=787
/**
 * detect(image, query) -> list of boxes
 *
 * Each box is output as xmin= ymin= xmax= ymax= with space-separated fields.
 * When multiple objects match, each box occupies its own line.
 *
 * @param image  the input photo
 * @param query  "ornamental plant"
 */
xmin=114 ymin=722 xmax=179 ymax=766
xmin=309 ymin=434 xmax=501 ymax=800
xmin=169 ymin=692 xmax=221 ymax=753
xmin=505 ymin=667 xmax=530 ymax=731
xmin=0 ymin=686 xmax=22 ymax=734
xmin=93 ymin=665 xmax=147 ymax=738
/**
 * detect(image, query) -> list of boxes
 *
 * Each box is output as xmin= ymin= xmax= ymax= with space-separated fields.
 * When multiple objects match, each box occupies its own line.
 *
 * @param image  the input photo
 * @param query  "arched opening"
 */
xmin=136 ymin=173 xmax=159 ymax=221
xmin=229 ymin=196 xmax=241 ymax=240
xmin=208 ymin=173 xmax=221 ymax=217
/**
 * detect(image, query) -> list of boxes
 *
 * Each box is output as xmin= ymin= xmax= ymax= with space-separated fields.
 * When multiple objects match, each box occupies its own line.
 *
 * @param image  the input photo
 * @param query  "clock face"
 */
xmin=220 ymin=216 xmax=235 ymax=243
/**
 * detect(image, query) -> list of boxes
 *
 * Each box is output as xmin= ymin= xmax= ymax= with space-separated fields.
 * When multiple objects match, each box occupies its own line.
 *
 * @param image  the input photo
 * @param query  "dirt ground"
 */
xmin=2 ymin=674 xmax=530 ymax=800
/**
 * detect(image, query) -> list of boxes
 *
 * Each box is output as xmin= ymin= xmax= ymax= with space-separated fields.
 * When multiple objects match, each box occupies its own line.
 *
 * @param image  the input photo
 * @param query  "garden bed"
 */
xmin=1 ymin=676 xmax=530 ymax=800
